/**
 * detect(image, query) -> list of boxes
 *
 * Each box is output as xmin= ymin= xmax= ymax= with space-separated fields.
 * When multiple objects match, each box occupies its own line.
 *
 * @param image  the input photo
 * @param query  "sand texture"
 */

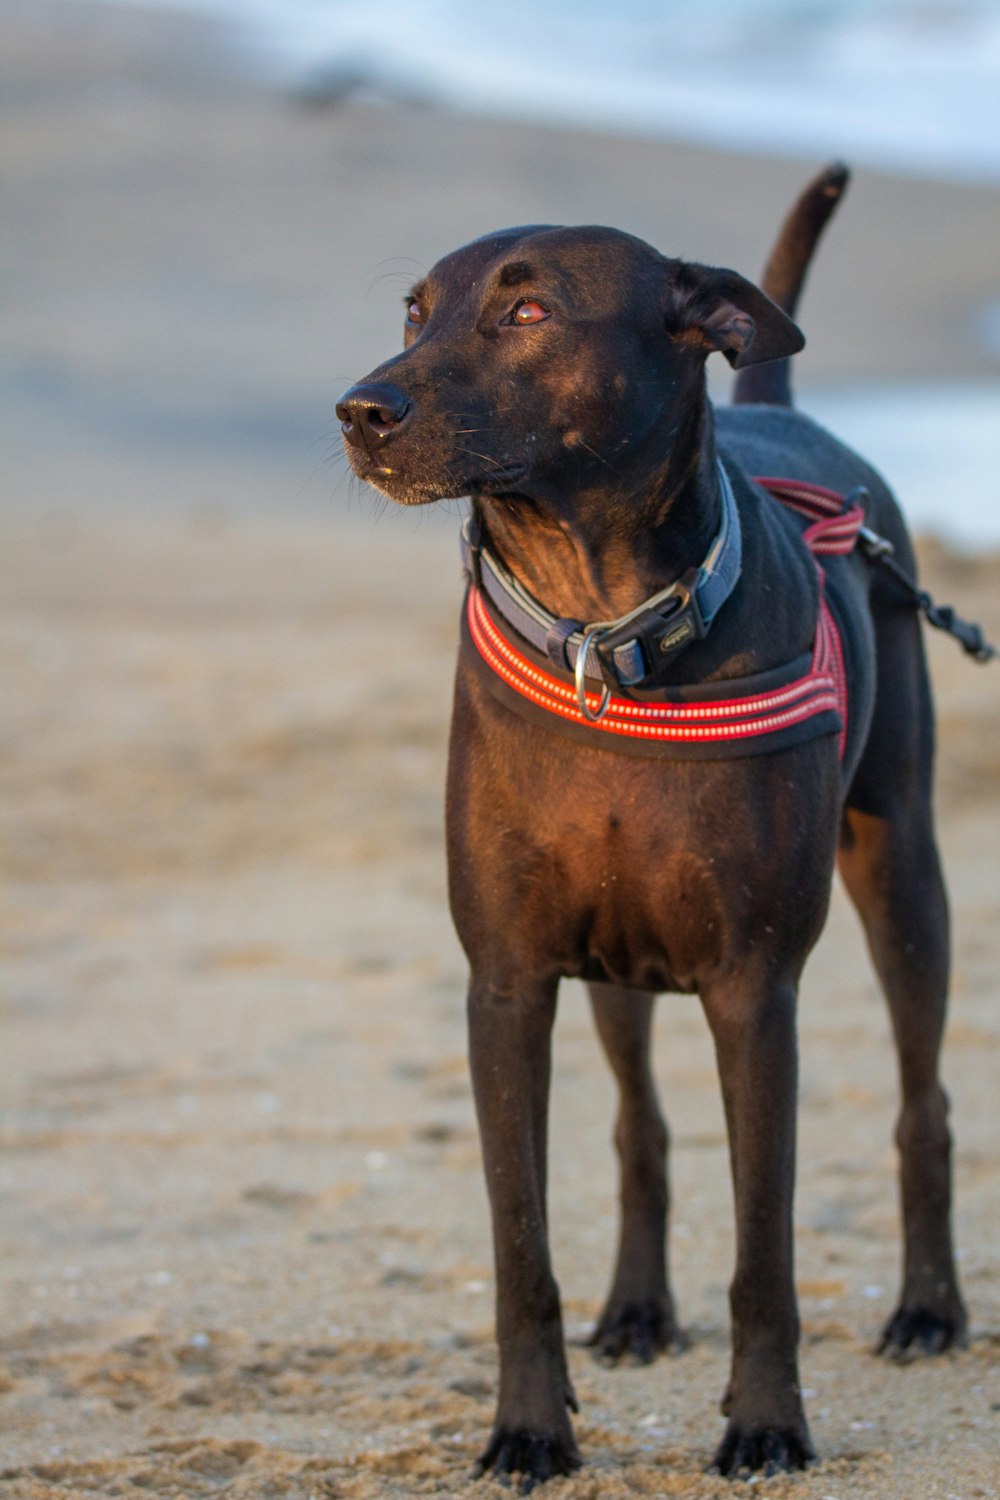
xmin=2 ymin=511 xmax=998 ymax=1500
xmin=1 ymin=3 xmax=998 ymax=1497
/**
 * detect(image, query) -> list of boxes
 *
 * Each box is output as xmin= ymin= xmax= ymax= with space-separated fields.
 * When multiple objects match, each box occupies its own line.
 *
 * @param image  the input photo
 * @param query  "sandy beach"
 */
xmin=1 ymin=4 xmax=998 ymax=1497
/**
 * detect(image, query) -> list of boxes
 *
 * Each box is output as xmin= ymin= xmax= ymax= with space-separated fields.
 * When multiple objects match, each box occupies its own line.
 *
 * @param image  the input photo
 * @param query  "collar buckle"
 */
xmin=592 ymin=568 xmax=706 ymax=686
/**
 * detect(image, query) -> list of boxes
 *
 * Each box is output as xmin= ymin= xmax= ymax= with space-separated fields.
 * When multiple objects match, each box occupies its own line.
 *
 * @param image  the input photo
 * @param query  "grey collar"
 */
xmin=460 ymin=459 xmax=743 ymax=691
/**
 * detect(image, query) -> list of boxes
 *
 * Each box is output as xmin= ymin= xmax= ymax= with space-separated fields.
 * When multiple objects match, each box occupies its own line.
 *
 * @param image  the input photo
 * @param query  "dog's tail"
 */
xmin=732 ymin=161 xmax=849 ymax=407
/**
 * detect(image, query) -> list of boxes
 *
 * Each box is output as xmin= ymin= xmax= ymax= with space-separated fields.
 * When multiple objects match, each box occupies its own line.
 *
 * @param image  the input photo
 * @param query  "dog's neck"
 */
xmin=473 ymin=387 xmax=722 ymax=623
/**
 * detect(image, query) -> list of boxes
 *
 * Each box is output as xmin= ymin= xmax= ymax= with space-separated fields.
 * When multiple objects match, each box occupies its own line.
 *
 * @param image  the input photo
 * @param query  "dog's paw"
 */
xmin=877 ymin=1302 xmax=969 ymax=1361
xmin=474 ymin=1426 xmax=581 ymax=1491
xmin=709 ymin=1421 xmax=815 ymax=1478
xmin=587 ymin=1297 xmax=687 ymax=1365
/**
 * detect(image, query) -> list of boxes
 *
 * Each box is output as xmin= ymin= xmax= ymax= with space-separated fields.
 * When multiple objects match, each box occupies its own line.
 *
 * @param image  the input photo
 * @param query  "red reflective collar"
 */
xmin=466 ymin=477 xmax=863 ymax=760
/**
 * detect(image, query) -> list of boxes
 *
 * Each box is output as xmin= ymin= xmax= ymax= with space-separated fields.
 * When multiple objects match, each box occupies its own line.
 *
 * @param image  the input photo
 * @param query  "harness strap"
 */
xmin=463 ymin=471 xmax=860 ymax=759
xmin=462 ymin=469 xmax=993 ymax=762
xmin=467 ymin=583 xmax=846 ymax=751
xmin=753 ymin=476 xmax=866 ymax=555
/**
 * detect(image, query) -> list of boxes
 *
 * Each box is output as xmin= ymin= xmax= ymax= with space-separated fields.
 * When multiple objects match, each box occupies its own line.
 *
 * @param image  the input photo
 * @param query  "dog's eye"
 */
xmin=511 ymin=299 xmax=550 ymax=326
xmin=406 ymin=298 xmax=425 ymax=325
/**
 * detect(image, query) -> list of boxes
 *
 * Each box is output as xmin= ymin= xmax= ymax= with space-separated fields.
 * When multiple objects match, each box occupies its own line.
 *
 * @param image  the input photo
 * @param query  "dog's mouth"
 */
xmin=464 ymin=461 xmax=530 ymax=499
xmin=352 ymin=454 xmax=530 ymax=507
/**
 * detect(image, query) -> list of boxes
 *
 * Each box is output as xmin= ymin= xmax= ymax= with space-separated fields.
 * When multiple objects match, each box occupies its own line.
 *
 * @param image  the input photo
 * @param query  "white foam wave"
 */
xmin=78 ymin=0 xmax=1000 ymax=183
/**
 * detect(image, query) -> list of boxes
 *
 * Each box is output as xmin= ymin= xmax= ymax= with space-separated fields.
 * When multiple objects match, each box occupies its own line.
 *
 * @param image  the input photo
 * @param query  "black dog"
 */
xmin=337 ymin=165 xmax=967 ymax=1485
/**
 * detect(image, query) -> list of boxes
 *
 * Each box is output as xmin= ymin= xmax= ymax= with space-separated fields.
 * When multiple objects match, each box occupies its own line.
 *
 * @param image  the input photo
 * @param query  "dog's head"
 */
xmin=337 ymin=225 xmax=802 ymax=509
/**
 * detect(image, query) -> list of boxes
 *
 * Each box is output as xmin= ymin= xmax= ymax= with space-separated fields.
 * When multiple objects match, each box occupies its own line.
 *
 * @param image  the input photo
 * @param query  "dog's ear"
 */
xmin=665 ymin=261 xmax=804 ymax=368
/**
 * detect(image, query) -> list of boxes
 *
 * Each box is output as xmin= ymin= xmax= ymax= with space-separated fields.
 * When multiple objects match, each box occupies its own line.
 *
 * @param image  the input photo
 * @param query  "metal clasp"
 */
xmin=858 ymin=524 xmax=895 ymax=561
xmin=574 ymin=627 xmax=613 ymax=723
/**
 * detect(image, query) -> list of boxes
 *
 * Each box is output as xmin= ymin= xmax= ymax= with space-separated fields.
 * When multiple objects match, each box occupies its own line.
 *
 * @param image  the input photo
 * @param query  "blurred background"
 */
xmin=3 ymin=0 xmax=1000 ymax=539
xmin=2 ymin=4 xmax=998 ymax=1495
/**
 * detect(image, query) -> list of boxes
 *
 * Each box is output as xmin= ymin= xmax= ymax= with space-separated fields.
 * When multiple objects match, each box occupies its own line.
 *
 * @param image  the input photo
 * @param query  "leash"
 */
xmin=855 ymin=510 xmax=996 ymax=663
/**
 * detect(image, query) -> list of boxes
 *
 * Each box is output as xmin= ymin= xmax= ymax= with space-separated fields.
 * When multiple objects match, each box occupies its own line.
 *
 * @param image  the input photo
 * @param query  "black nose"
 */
xmin=336 ymin=381 xmax=412 ymax=448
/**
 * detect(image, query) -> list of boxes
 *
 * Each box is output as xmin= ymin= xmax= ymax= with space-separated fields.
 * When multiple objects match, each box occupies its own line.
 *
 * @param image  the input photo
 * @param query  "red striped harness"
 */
xmin=465 ymin=477 xmax=865 ymax=760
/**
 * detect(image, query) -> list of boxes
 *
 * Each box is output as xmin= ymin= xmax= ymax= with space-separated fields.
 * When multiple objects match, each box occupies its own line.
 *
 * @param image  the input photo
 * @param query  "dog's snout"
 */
xmin=336 ymin=382 xmax=411 ymax=448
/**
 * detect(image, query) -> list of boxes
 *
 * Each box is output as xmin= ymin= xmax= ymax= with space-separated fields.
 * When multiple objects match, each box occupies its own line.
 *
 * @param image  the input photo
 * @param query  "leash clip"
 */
xmin=855 ymin=516 xmax=997 ymax=666
xmin=858 ymin=524 xmax=895 ymax=561
xmin=575 ymin=627 xmax=613 ymax=722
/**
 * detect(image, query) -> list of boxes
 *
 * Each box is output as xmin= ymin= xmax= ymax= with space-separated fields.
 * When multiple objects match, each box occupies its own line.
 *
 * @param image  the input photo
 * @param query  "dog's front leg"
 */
xmin=468 ymin=974 xmax=581 ymax=1486
xmin=700 ymin=977 xmax=815 ymax=1477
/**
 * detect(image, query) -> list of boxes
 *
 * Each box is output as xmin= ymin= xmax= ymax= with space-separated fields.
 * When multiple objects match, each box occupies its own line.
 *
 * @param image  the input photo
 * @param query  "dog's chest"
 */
xmin=574 ymin=853 xmax=722 ymax=993
xmin=469 ymin=745 xmax=753 ymax=989
xmin=536 ymin=757 xmax=832 ymax=989
xmin=552 ymin=792 xmax=733 ymax=990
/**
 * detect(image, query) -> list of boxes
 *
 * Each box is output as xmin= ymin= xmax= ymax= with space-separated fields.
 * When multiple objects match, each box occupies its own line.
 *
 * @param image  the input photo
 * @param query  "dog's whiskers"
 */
xmin=455 ymin=445 xmax=509 ymax=472
xmin=575 ymin=438 xmax=622 ymax=476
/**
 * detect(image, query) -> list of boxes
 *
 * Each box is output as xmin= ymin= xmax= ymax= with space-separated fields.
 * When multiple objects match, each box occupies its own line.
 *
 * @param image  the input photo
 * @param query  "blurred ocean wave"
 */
xmin=77 ymin=0 xmax=1000 ymax=183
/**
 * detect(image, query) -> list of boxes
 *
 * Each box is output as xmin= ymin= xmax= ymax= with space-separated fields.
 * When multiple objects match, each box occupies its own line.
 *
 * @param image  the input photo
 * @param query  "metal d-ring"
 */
xmin=574 ymin=627 xmax=612 ymax=723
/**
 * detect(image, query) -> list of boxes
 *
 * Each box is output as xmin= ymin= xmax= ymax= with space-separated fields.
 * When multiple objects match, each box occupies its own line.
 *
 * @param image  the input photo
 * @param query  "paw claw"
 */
xmin=877 ymin=1303 xmax=968 ymax=1361
xmin=476 ymin=1426 xmax=581 ymax=1488
xmin=711 ymin=1421 xmax=815 ymax=1477
xmin=587 ymin=1298 xmax=686 ymax=1366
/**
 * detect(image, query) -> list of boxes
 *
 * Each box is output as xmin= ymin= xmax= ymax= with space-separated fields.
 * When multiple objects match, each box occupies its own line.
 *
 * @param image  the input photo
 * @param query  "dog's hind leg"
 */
xmin=586 ymin=983 xmax=685 ymax=1364
xmin=838 ymin=608 xmax=968 ymax=1358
